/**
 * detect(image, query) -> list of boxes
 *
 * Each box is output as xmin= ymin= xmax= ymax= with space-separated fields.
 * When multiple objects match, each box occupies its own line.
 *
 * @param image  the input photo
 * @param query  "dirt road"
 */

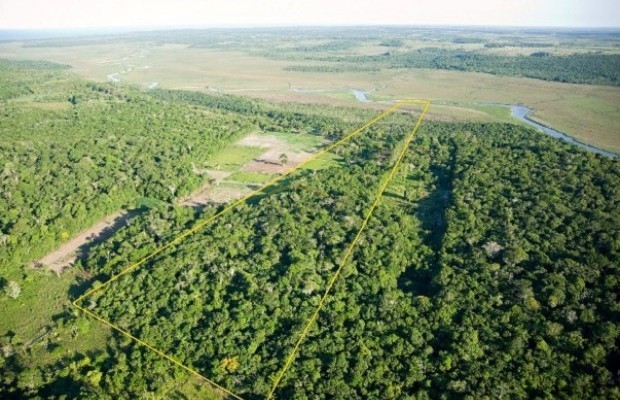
xmin=35 ymin=211 xmax=137 ymax=273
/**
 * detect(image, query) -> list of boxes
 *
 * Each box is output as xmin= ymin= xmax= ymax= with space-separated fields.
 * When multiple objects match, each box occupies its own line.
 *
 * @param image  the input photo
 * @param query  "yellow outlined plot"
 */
xmin=72 ymin=99 xmax=430 ymax=400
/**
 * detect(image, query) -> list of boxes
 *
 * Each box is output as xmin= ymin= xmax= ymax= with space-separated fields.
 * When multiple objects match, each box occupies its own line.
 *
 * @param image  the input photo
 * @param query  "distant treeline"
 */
xmin=0 ymin=59 xmax=70 ymax=70
xmin=484 ymin=42 xmax=555 ymax=48
xmin=284 ymin=64 xmax=381 ymax=73
xmin=314 ymin=50 xmax=620 ymax=85
xmin=12 ymin=27 xmax=620 ymax=85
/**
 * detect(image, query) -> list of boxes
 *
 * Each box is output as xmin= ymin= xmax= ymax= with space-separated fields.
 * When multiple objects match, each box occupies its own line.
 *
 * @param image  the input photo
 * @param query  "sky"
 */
xmin=0 ymin=0 xmax=618 ymax=30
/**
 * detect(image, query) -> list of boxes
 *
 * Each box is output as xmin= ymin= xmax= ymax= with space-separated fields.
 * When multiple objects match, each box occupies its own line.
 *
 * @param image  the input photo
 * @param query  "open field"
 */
xmin=0 ymin=37 xmax=618 ymax=152
xmin=180 ymin=131 xmax=327 ymax=207
xmin=0 ymin=267 xmax=111 ymax=371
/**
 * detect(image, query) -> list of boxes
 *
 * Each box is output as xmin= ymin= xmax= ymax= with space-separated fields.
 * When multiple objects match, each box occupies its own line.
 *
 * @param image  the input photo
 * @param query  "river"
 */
xmin=510 ymin=105 xmax=618 ymax=159
xmin=352 ymin=89 xmax=371 ymax=102
xmin=349 ymin=89 xmax=618 ymax=159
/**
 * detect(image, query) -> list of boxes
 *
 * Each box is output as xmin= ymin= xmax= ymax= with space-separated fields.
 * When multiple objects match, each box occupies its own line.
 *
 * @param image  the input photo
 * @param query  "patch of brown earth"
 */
xmin=34 ymin=211 xmax=137 ymax=273
xmin=243 ymin=149 xmax=314 ymax=173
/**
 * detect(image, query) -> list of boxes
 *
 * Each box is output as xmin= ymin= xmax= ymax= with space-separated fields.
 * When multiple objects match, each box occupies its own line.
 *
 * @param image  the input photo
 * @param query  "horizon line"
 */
xmin=2 ymin=22 xmax=620 ymax=33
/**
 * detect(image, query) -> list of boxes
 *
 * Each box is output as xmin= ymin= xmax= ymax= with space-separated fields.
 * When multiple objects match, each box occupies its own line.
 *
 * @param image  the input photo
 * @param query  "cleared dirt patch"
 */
xmin=183 ymin=184 xmax=255 ymax=207
xmin=182 ymin=133 xmax=322 ymax=206
xmin=180 ymin=169 xmax=234 ymax=207
xmin=244 ymin=149 xmax=314 ymax=173
xmin=200 ymin=169 xmax=232 ymax=181
xmin=239 ymin=133 xmax=318 ymax=173
xmin=35 ymin=211 xmax=138 ymax=273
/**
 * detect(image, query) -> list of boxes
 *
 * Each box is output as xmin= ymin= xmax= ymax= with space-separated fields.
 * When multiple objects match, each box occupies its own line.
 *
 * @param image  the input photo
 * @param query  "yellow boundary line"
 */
xmin=72 ymin=99 xmax=430 ymax=400
xmin=266 ymin=100 xmax=430 ymax=398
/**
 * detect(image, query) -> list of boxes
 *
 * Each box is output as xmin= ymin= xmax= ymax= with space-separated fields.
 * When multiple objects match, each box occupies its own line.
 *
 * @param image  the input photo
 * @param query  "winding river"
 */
xmin=510 ymin=105 xmax=618 ymax=159
xmin=349 ymin=89 xmax=618 ymax=159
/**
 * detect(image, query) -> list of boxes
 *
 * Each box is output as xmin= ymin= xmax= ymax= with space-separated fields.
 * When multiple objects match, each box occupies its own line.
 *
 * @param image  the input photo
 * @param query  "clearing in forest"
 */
xmin=34 ymin=211 xmax=139 ymax=273
xmin=72 ymin=100 xmax=430 ymax=399
xmin=180 ymin=132 xmax=325 ymax=208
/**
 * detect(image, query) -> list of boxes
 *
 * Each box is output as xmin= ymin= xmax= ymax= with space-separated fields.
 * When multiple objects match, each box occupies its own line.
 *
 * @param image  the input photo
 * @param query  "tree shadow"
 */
xmin=74 ymin=207 xmax=146 ymax=265
xmin=68 ymin=275 xmax=99 ymax=300
xmin=34 ymin=350 xmax=106 ymax=398
xmin=397 ymin=142 xmax=456 ymax=298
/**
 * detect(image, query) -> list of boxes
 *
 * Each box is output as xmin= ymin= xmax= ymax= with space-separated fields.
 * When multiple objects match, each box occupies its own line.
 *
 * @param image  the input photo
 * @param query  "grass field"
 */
xmin=204 ymin=145 xmax=265 ymax=171
xmin=227 ymin=171 xmax=274 ymax=184
xmin=266 ymin=131 xmax=326 ymax=151
xmin=0 ymin=269 xmax=111 ymax=371
xmin=1 ymin=41 xmax=618 ymax=152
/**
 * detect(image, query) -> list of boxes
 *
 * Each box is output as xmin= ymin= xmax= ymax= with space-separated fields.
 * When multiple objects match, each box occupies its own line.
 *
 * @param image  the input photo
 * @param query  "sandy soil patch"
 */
xmin=244 ymin=149 xmax=314 ymax=173
xmin=35 ymin=211 xmax=136 ymax=273
xmin=182 ymin=185 xmax=255 ymax=207
xmin=238 ymin=133 xmax=317 ymax=173
xmin=180 ymin=169 xmax=235 ymax=207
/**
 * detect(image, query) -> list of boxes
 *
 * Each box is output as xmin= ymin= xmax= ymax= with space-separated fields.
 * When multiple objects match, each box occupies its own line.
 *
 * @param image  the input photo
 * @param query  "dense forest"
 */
xmin=278 ymin=123 xmax=619 ymax=399
xmin=74 ymin=121 xmax=619 ymax=400
xmin=1 ymin=61 xmax=618 ymax=399
xmin=0 ymin=60 xmax=256 ymax=274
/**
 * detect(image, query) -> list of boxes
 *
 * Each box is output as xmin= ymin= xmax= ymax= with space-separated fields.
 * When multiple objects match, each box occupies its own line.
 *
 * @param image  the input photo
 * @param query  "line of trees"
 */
xmin=311 ymin=50 xmax=620 ymax=86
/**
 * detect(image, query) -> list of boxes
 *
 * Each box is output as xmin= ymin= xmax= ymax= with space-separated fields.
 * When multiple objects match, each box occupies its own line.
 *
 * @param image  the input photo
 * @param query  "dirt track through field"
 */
xmin=35 ymin=211 xmax=138 ymax=273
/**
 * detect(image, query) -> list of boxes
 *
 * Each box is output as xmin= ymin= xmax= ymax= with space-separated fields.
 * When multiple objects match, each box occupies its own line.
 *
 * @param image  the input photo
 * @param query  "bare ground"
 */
xmin=243 ymin=149 xmax=314 ymax=173
xmin=182 ymin=185 xmax=255 ymax=208
xmin=34 ymin=211 xmax=137 ymax=273
xmin=240 ymin=133 xmax=317 ymax=173
xmin=179 ymin=169 xmax=234 ymax=207
xmin=181 ymin=133 xmax=320 ymax=206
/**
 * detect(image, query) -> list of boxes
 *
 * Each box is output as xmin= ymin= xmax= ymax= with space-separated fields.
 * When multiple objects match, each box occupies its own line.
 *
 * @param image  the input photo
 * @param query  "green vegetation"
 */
xmin=205 ymin=145 xmax=265 ymax=171
xmin=0 ymin=62 xmax=358 ymax=399
xmin=77 ymin=110 xmax=412 ymax=398
xmin=320 ymin=50 xmax=620 ymax=85
xmin=1 ymin=53 xmax=618 ymax=400
xmin=0 ymin=60 xmax=255 ymax=276
xmin=227 ymin=171 xmax=274 ymax=184
xmin=0 ymin=60 xmax=70 ymax=100
xmin=267 ymin=131 xmax=325 ymax=152
xmin=40 ymin=119 xmax=619 ymax=400
xmin=470 ymin=103 xmax=516 ymax=123
xmin=279 ymin=123 xmax=619 ymax=399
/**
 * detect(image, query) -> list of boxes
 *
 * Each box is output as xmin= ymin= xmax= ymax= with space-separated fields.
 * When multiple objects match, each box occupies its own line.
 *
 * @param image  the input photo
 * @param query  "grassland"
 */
xmin=204 ymin=144 xmax=265 ymax=170
xmin=0 ymin=268 xmax=111 ymax=374
xmin=227 ymin=171 xmax=274 ymax=184
xmin=0 ymin=30 xmax=618 ymax=152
